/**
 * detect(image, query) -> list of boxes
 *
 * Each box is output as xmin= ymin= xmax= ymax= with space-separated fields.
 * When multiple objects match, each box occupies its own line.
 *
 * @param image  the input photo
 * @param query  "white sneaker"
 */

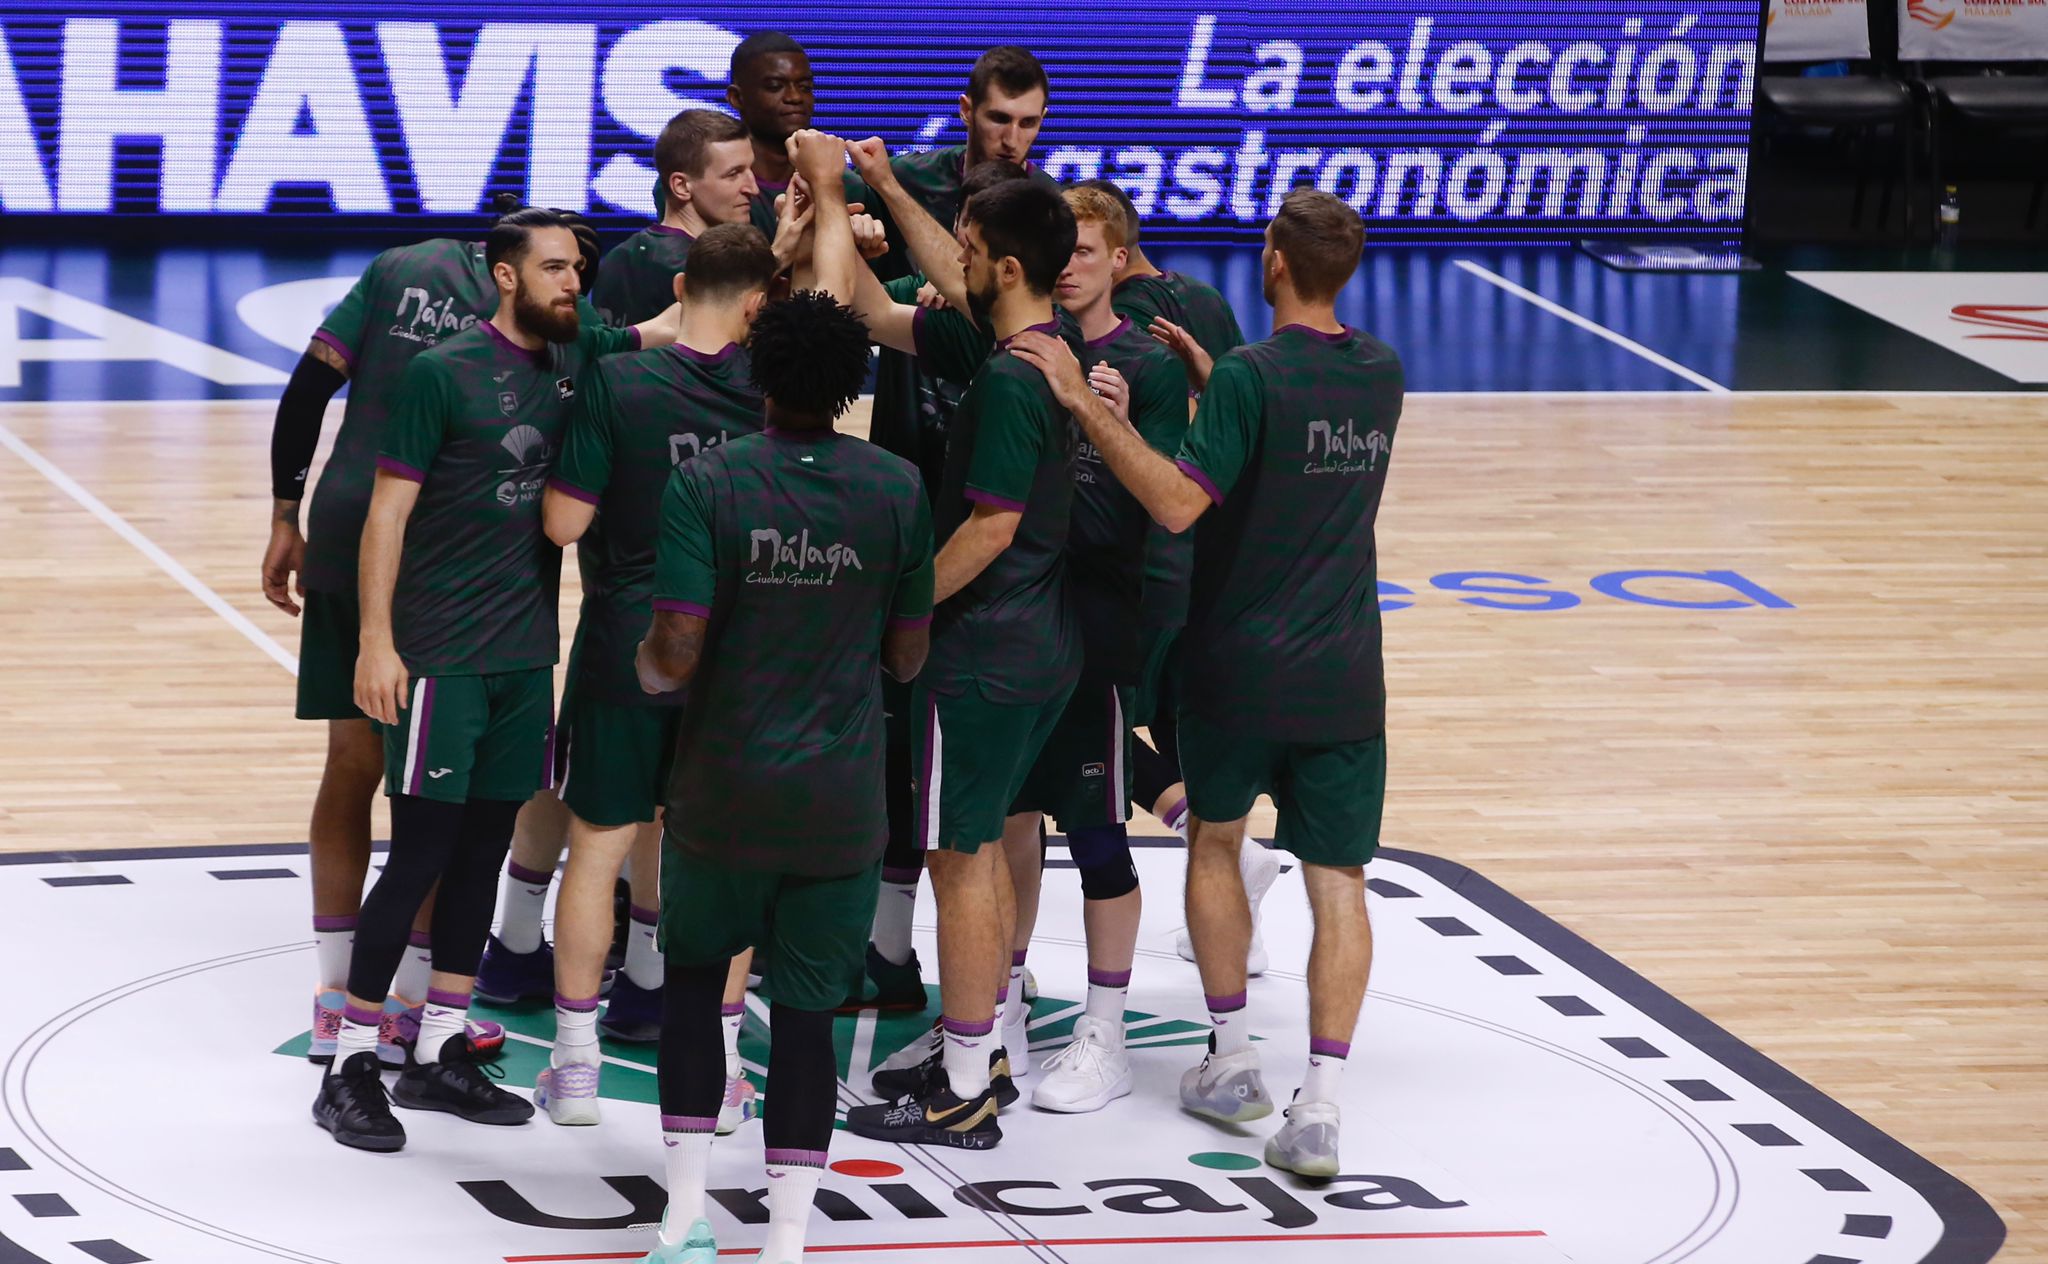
xmin=1179 ymin=1044 xmax=1273 ymax=1124
xmin=873 ymin=1020 xmax=941 ymax=1077
xmin=716 ymin=1072 xmax=757 ymax=1134
xmin=1176 ymin=840 xmax=1281 ymax=976
xmin=1031 ymin=1016 xmax=1133 ymax=1113
xmin=1264 ymin=1099 xmax=1341 ymax=1177
xmin=534 ymin=1059 xmax=601 ymax=1126
xmin=1002 ymin=996 xmax=1032 ymax=1077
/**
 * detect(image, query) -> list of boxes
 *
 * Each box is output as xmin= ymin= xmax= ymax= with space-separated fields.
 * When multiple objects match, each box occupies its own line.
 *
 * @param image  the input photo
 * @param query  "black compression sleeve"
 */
xmin=270 ymin=351 xmax=348 ymax=503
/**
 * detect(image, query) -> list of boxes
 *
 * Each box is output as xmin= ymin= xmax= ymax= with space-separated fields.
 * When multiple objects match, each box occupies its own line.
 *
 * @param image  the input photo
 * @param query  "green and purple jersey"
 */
xmin=592 ymin=225 xmax=693 ymax=328
xmin=1112 ymin=271 xmax=1246 ymax=365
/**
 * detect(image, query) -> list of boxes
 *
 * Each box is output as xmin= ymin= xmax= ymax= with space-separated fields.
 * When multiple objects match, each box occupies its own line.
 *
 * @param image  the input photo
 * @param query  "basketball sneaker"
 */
xmin=1021 ymin=964 xmax=1039 ymax=1004
xmin=534 ymin=1059 xmax=602 ymax=1126
xmin=599 ymin=974 xmax=662 ymax=1043
xmin=637 ymin=1217 xmax=717 ymax=1263
xmin=717 ymin=1073 xmax=758 ymax=1134
xmin=392 ymin=1034 xmax=535 ymax=1125
xmin=838 ymin=944 xmax=927 ymax=1011
xmin=308 ymin=990 xmax=345 ymax=1065
xmin=1001 ymin=997 xmax=1032 ymax=1077
xmin=1180 ymin=1040 xmax=1274 ymax=1124
xmin=312 ymin=1050 xmax=405 ymax=1152
xmin=474 ymin=933 xmax=555 ymax=1005
xmin=845 ymin=1070 xmax=1001 ymax=1150
xmin=1030 ymin=1017 xmax=1132 ymax=1114
xmin=872 ymin=1024 xmax=1018 ymax=1109
xmin=1264 ymin=1099 xmax=1341 ymax=1178
xmin=1176 ymin=841 xmax=1281 ymax=976
xmin=389 ymin=1001 xmax=506 ymax=1065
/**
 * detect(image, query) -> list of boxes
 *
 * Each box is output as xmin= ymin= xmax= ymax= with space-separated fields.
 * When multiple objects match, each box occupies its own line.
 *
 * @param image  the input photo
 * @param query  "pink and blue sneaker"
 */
xmin=308 ymin=990 xmax=345 ymax=1064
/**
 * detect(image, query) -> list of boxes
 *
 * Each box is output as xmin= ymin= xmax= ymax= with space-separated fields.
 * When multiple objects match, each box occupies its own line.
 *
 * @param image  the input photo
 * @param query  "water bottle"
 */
xmin=1938 ymin=185 xmax=1961 ymax=251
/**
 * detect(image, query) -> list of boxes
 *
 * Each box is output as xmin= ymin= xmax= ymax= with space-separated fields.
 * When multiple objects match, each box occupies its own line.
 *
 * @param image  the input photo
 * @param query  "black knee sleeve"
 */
xmin=764 ymin=1004 xmax=838 ymax=1155
xmin=428 ymin=798 xmax=522 ymax=977
xmin=1130 ymin=736 xmax=1180 ymax=812
xmin=659 ymin=958 xmax=731 ymax=1121
xmin=348 ymin=794 xmax=464 ymax=999
xmin=1067 ymin=824 xmax=1139 ymax=901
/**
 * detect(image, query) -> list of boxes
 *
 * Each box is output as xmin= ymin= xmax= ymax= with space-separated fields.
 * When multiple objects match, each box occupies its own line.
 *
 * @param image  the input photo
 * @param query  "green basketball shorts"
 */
xmin=1012 ymin=676 xmax=1135 ymax=831
xmin=295 ymin=589 xmax=365 ymax=721
xmin=658 ymin=849 xmax=880 ymax=1012
xmin=911 ymin=680 xmax=1074 ymax=855
xmin=555 ymin=684 xmax=680 ymax=829
xmin=378 ymin=667 xmax=556 ymax=805
xmin=1179 ymin=712 xmax=1386 ymax=867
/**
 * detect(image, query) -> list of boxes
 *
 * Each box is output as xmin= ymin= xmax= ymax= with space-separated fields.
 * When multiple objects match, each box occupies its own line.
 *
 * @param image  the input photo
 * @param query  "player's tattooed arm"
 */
xmin=354 ymin=472 xmax=423 ymax=725
xmin=262 ymin=337 xmax=353 ymax=614
xmin=636 ymin=610 xmax=708 ymax=693
xmin=933 ymin=502 xmax=1021 ymax=603
xmin=848 ymin=137 xmax=968 ymax=310
xmin=1009 ymin=331 xmax=1213 ymax=534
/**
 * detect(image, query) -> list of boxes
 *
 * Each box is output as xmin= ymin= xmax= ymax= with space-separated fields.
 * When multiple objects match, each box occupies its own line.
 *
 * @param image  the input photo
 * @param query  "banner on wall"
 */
xmin=0 ymin=1 xmax=1761 ymax=243
xmin=1763 ymin=0 xmax=1872 ymax=60
xmin=1900 ymin=0 xmax=2048 ymax=58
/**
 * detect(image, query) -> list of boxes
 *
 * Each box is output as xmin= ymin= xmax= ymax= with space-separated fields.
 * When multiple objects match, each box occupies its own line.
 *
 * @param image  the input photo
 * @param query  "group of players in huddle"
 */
xmin=260 ymin=36 xmax=1403 ymax=1264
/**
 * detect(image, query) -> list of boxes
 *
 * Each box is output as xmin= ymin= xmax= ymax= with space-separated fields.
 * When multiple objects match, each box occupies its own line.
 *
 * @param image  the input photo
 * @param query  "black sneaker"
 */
xmin=872 ymin=1042 xmax=1018 ymax=1111
xmin=392 ymin=1034 xmax=535 ymax=1125
xmin=838 ymin=944 xmax=930 ymax=1012
xmin=845 ymin=1070 xmax=1001 ymax=1150
xmin=313 ymin=1052 xmax=405 ymax=1152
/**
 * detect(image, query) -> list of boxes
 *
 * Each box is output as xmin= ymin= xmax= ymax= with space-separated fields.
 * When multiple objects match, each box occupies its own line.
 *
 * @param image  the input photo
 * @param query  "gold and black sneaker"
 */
xmin=845 ymin=1069 xmax=1002 ymax=1150
xmin=872 ymin=1040 xmax=1019 ymax=1111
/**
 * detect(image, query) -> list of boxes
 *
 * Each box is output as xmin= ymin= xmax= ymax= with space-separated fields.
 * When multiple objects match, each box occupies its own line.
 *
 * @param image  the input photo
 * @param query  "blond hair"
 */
xmin=1063 ymin=185 xmax=1129 ymax=251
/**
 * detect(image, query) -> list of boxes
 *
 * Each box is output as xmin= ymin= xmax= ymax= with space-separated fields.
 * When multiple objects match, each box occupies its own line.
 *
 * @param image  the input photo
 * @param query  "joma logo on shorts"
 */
xmin=746 ymin=528 xmax=863 ymax=586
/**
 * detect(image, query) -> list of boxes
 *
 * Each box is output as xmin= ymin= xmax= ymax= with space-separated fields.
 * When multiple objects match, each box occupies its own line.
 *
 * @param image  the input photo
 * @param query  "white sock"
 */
xmin=722 ymin=1003 xmax=745 ymax=1078
xmin=416 ymin=990 xmax=470 ymax=1063
xmin=658 ymin=1120 xmax=715 ymax=1243
xmin=1005 ymin=952 xmax=1027 ymax=1020
xmin=1162 ymin=796 xmax=1189 ymax=842
xmin=871 ymin=876 xmax=919 ymax=966
xmin=1084 ymin=967 xmax=1131 ymax=1026
xmin=554 ymin=997 xmax=600 ymax=1065
xmin=1206 ymin=990 xmax=1251 ymax=1055
xmin=313 ymin=916 xmax=356 ymax=992
xmin=330 ymin=1002 xmax=381 ymax=1074
xmin=1302 ymin=1041 xmax=1349 ymax=1104
xmin=497 ymin=858 xmax=553 ymax=955
xmin=940 ymin=1016 xmax=994 ymax=1097
xmin=392 ymin=931 xmax=432 ymax=1005
xmin=759 ymin=1156 xmax=825 ymax=1262
xmin=624 ymin=904 xmax=663 ymax=990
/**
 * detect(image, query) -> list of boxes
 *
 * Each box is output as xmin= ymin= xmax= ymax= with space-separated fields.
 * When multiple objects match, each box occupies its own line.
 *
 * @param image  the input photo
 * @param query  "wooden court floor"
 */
xmin=1 ymin=392 xmax=2043 ymax=1256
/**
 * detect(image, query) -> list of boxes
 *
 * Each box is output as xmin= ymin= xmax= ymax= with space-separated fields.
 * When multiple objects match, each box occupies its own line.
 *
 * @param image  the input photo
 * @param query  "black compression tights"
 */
xmin=346 ymin=794 xmax=522 ymax=1000
xmin=658 ymin=958 xmax=838 ymax=1156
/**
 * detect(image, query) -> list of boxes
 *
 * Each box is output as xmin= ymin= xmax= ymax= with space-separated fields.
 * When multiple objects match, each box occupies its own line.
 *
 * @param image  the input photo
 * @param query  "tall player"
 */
xmin=840 ymin=182 xmax=1082 ymax=1150
xmin=727 ymin=33 xmax=885 ymax=260
xmin=530 ymin=223 xmax=782 ymax=1128
xmin=264 ymin=213 xmax=600 ymax=1067
xmin=592 ymin=110 xmax=760 ymax=327
xmin=312 ymin=210 xmax=676 ymax=1152
xmin=634 ymin=134 xmax=934 ymax=1264
xmin=1010 ymin=189 xmax=1400 ymax=1177
xmin=1071 ymin=179 xmax=1280 ymax=978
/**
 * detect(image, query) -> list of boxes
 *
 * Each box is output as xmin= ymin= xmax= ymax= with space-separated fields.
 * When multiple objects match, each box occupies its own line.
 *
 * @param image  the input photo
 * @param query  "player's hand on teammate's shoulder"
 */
xmin=1007 ymin=329 xmax=1089 ymax=407
xmin=914 ymin=282 xmax=949 ymax=311
xmin=1147 ymin=318 xmax=1214 ymax=392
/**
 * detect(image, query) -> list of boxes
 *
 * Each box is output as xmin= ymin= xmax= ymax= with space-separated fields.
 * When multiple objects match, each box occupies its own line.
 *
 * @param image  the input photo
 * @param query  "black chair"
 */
xmin=1757 ymin=69 xmax=1922 ymax=238
xmin=1916 ymin=68 xmax=2048 ymax=231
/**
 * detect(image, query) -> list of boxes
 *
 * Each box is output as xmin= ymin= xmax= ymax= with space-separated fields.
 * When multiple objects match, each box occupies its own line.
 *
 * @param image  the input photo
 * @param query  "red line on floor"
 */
xmin=505 ymin=1227 xmax=1548 ymax=1260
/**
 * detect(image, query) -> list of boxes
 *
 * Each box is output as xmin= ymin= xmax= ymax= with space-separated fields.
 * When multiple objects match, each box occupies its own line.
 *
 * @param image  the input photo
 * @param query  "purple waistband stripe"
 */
xmin=629 ymin=905 xmax=659 ymax=925
xmin=425 ymin=988 xmax=472 ymax=1009
xmin=407 ymin=930 xmax=432 ymax=948
xmin=661 ymin=1114 xmax=718 ymax=1133
xmin=312 ymin=915 xmax=358 ymax=932
xmin=555 ymin=994 xmax=600 ymax=1013
xmin=1205 ymin=991 xmax=1248 ymax=1013
xmin=941 ymin=1015 xmax=995 ymax=1038
xmin=765 ymin=1148 xmax=830 ymax=1168
xmin=506 ymin=860 xmax=554 ymax=885
xmin=1309 ymin=1037 xmax=1353 ymax=1059
xmin=1088 ymin=968 xmax=1134 ymax=988
xmin=721 ymin=1002 xmax=745 ymax=1017
xmin=342 ymin=1003 xmax=383 ymax=1027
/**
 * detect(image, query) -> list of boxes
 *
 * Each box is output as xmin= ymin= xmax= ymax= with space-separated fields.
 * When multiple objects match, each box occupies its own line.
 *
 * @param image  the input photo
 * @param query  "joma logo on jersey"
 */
xmin=390 ymin=287 xmax=477 ymax=344
xmin=746 ymin=529 xmax=863 ymax=586
xmin=1304 ymin=419 xmax=1390 ymax=474
xmin=669 ymin=431 xmax=728 ymax=466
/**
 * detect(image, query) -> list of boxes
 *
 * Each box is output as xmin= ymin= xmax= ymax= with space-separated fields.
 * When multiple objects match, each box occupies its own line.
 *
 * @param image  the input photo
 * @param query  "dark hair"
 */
xmin=654 ymin=109 xmax=750 ymax=206
xmin=682 ymin=223 xmax=779 ymax=301
xmin=967 ymin=46 xmax=1048 ymax=106
xmin=962 ymin=180 xmax=1076 ymax=298
xmin=730 ymin=31 xmax=805 ymax=81
xmin=958 ymin=159 xmax=1029 ymax=211
xmin=1073 ymin=178 xmax=1140 ymax=247
xmin=748 ymin=290 xmax=872 ymax=422
xmin=486 ymin=207 xmax=578 ymax=273
xmin=1270 ymin=188 xmax=1364 ymax=303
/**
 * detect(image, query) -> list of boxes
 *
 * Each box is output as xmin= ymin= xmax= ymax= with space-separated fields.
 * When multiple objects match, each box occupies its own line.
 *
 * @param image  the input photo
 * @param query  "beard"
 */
xmin=515 ymin=282 xmax=580 ymax=344
xmin=966 ymin=273 xmax=1000 ymax=330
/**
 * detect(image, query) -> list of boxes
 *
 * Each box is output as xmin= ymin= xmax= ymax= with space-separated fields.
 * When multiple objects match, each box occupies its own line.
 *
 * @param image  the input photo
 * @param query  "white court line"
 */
xmin=1452 ymin=259 xmax=1732 ymax=395
xmin=0 ymin=418 xmax=299 ymax=676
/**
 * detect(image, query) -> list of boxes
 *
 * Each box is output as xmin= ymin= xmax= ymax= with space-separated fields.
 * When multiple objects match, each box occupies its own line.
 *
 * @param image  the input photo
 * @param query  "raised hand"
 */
xmin=1147 ymin=318 xmax=1215 ymax=392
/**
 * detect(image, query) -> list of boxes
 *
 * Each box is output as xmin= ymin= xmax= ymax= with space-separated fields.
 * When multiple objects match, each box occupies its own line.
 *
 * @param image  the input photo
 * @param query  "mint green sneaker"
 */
xmin=639 ymin=1217 xmax=717 ymax=1263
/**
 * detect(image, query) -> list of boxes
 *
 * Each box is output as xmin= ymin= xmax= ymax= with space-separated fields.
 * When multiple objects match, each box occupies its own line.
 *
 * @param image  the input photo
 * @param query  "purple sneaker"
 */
xmin=598 ymin=974 xmax=661 ymax=1043
xmin=308 ymin=990 xmax=344 ymax=1065
xmin=388 ymin=1001 xmax=506 ymax=1066
xmin=534 ymin=1059 xmax=602 ymax=1126
xmin=474 ymin=934 xmax=555 ymax=1006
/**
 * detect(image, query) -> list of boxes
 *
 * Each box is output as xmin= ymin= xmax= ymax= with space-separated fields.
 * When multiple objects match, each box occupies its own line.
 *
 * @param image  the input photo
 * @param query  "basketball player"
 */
xmin=264 ymin=211 xmax=599 ymax=1068
xmin=1070 ymin=179 xmax=1281 ymax=976
xmin=728 ymin=32 xmax=890 ymax=266
xmin=839 ymin=181 xmax=1082 ymax=1150
xmin=530 ymin=223 xmax=783 ymax=1130
xmin=634 ymin=135 xmax=935 ymax=1264
xmin=312 ymin=210 xmax=679 ymax=1152
xmin=593 ymin=110 xmax=760 ymax=327
xmin=1010 ymin=189 xmax=1400 ymax=1177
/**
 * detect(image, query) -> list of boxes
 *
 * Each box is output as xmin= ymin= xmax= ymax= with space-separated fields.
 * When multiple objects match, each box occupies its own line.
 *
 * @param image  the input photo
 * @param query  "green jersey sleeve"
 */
xmin=890 ymin=497 xmax=937 ymax=628
xmin=312 ymin=255 xmax=382 ymax=369
xmin=912 ymin=306 xmax=994 ymax=385
xmin=577 ymin=318 xmax=642 ymax=359
xmin=963 ymin=372 xmax=1046 ymax=511
xmin=1175 ymin=351 xmax=1262 ymax=504
xmin=883 ymin=273 xmax=924 ymax=304
xmin=548 ymin=365 xmax=615 ymax=504
xmin=375 ymin=354 xmax=455 ymax=482
xmin=653 ymin=463 xmax=717 ymax=617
